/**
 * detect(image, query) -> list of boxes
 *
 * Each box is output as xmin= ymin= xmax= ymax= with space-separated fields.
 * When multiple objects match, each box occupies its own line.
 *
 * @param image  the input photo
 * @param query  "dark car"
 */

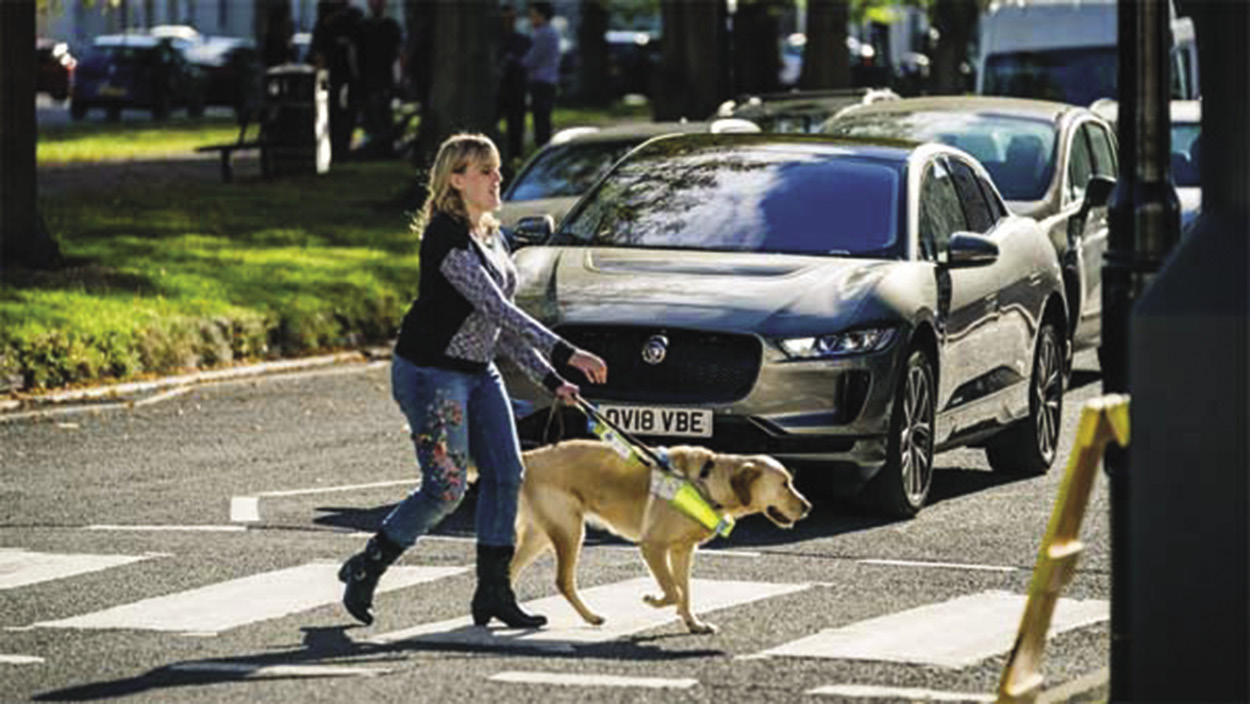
xmin=70 ymin=34 xmax=206 ymax=121
xmin=184 ymin=37 xmax=264 ymax=118
xmin=36 ymin=38 xmax=76 ymax=101
xmin=822 ymin=96 xmax=1118 ymax=362
xmin=505 ymin=133 xmax=1067 ymax=517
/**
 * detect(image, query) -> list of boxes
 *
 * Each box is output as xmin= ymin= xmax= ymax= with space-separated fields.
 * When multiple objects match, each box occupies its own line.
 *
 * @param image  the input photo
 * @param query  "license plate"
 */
xmin=598 ymin=404 xmax=713 ymax=438
xmin=99 ymin=84 xmax=126 ymax=97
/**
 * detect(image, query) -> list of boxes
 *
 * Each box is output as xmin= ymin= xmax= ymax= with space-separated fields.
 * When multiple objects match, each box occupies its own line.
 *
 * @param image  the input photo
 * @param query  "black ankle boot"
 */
xmin=339 ymin=531 xmax=405 ymax=625
xmin=471 ymin=543 xmax=547 ymax=629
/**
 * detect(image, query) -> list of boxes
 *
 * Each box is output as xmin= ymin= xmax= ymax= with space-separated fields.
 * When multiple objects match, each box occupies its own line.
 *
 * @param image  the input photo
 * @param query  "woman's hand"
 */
xmin=569 ymin=349 xmax=608 ymax=384
xmin=554 ymin=382 xmax=580 ymax=405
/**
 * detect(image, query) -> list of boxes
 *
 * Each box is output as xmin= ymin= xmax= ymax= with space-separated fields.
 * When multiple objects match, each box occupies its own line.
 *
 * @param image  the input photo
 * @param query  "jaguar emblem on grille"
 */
xmin=641 ymin=334 xmax=669 ymax=365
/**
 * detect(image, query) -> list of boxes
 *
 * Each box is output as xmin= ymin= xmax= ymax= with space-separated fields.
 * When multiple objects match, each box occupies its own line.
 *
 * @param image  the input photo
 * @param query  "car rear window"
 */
xmin=556 ymin=144 xmax=904 ymax=258
xmin=825 ymin=111 xmax=1056 ymax=202
xmin=508 ymin=139 xmax=646 ymax=201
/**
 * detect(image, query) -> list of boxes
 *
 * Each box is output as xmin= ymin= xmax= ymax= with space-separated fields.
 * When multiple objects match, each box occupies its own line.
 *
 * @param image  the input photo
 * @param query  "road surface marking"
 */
xmin=858 ymin=558 xmax=1018 ymax=573
xmin=755 ymin=590 xmax=1108 ymax=669
xmin=490 ymin=671 xmax=699 ymax=689
xmin=86 ymin=524 xmax=247 ymax=533
xmin=1038 ymin=667 xmax=1109 ymax=704
xmin=230 ymin=497 xmax=260 ymax=522
xmin=807 ymin=684 xmax=994 ymax=701
xmin=230 ymin=479 xmax=414 ymax=523
xmin=0 ymin=655 xmax=45 ymax=665
xmin=170 ymin=662 xmax=391 ymax=678
xmin=33 ymin=562 xmax=467 ymax=635
xmin=367 ymin=577 xmax=809 ymax=652
xmin=0 ymin=550 xmax=153 ymax=591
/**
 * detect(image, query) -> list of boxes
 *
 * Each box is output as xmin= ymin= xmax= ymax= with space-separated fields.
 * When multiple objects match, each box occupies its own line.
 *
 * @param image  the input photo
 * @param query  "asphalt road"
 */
xmin=0 ymin=351 xmax=1110 ymax=703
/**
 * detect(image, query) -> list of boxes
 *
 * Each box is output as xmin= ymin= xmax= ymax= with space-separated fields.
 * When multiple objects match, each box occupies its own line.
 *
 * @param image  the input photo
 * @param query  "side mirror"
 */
xmin=1084 ymin=175 xmax=1116 ymax=209
xmin=512 ymin=215 xmax=555 ymax=248
xmin=942 ymin=231 xmax=1000 ymax=268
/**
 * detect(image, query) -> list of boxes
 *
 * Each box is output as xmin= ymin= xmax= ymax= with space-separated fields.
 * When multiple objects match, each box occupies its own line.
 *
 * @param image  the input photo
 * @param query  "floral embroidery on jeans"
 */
xmin=418 ymin=395 xmax=468 ymax=504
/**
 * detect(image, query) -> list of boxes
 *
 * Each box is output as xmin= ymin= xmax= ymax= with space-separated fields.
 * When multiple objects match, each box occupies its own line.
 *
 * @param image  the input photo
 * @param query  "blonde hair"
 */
xmin=412 ymin=133 xmax=501 ymax=235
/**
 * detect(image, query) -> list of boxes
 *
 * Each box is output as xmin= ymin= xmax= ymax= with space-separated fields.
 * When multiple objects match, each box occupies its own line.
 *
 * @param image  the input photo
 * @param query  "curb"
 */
xmin=0 ymin=348 xmax=393 ymax=422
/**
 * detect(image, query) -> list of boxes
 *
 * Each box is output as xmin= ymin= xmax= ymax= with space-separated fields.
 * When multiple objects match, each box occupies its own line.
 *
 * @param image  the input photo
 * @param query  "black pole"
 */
xmin=1105 ymin=0 xmax=1180 ymax=698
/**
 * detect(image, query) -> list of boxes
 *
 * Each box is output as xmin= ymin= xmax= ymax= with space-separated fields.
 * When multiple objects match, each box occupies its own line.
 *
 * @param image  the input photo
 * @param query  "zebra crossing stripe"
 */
xmin=170 ymin=662 xmax=392 ymax=678
xmin=756 ymin=590 xmax=1109 ymax=669
xmin=33 ymin=562 xmax=467 ymax=635
xmin=490 ymin=671 xmax=699 ymax=689
xmin=367 ymin=577 xmax=810 ymax=651
xmin=0 ymin=550 xmax=153 ymax=591
xmin=807 ymin=684 xmax=994 ymax=701
xmin=0 ymin=654 xmax=45 ymax=665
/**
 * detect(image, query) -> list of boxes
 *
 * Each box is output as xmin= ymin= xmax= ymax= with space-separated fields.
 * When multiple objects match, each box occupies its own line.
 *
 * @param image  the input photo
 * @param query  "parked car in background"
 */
xmin=184 ymin=36 xmax=264 ymax=119
xmin=715 ymin=87 xmax=898 ymax=134
xmin=36 ymin=38 xmax=76 ymax=101
xmin=70 ymin=34 xmax=206 ymax=121
xmin=822 ymin=96 xmax=1117 ymax=363
xmin=499 ymin=118 xmax=760 ymax=239
xmin=1090 ymin=98 xmax=1202 ymax=231
xmin=504 ymin=133 xmax=1067 ymax=517
xmin=977 ymin=0 xmax=1198 ymax=104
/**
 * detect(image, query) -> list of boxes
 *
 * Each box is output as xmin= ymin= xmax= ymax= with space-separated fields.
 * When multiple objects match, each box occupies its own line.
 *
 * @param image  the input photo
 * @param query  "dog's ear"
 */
xmin=731 ymin=463 xmax=763 ymax=507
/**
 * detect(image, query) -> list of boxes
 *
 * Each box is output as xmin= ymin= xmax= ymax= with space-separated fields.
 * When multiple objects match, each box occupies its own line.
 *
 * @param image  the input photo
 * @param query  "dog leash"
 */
xmin=572 ymin=396 xmax=735 ymax=538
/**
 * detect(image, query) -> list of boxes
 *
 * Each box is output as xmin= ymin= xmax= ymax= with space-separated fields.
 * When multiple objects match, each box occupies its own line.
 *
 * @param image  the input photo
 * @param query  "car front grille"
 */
xmin=555 ymin=324 xmax=761 ymax=404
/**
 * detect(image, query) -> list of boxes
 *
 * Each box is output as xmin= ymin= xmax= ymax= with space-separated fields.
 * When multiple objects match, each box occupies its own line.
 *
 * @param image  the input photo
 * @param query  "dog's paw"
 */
xmin=685 ymin=620 xmax=718 ymax=635
xmin=643 ymin=594 xmax=676 ymax=608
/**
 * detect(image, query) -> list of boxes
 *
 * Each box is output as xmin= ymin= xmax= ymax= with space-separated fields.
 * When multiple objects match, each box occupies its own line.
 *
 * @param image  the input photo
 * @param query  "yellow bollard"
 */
xmin=996 ymin=394 xmax=1130 ymax=704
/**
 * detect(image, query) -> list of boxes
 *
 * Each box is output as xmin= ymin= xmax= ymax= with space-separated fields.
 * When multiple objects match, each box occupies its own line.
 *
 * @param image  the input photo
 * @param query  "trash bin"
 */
xmin=261 ymin=65 xmax=331 ymax=177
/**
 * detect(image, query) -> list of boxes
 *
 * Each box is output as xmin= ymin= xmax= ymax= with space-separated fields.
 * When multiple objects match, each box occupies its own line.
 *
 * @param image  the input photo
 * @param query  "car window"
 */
xmin=1067 ymin=125 xmax=1095 ymax=204
xmin=1170 ymin=122 xmax=1202 ymax=187
xmin=982 ymin=47 xmax=1117 ymax=107
xmin=919 ymin=159 xmax=966 ymax=261
xmin=508 ymin=140 xmax=646 ymax=201
xmin=1088 ymin=122 xmax=1117 ymax=178
xmin=977 ymin=172 xmax=1008 ymax=222
xmin=825 ymin=111 xmax=1057 ymax=202
xmin=948 ymin=158 xmax=995 ymax=233
xmin=556 ymin=144 xmax=905 ymax=258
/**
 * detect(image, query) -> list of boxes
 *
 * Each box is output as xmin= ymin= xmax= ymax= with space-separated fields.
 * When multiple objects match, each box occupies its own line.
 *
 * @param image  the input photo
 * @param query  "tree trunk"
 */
xmin=1 ymin=0 xmax=60 ymax=271
xmin=578 ymin=0 xmax=610 ymax=106
xmin=733 ymin=0 xmax=784 ymax=96
xmin=799 ymin=0 xmax=850 ymax=90
xmin=410 ymin=1 xmax=499 ymax=171
xmin=654 ymin=0 xmax=727 ymax=121
xmin=930 ymin=0 xmax=979 ymax=95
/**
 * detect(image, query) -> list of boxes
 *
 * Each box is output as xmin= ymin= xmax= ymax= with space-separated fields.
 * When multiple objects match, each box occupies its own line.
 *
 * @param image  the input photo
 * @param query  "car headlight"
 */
xmin=778 ymin=328 xmax=897 ymax=359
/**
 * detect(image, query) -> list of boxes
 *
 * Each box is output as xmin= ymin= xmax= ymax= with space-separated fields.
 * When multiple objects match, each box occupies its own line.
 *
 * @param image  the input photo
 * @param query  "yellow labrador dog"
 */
xmin=511 ymin=439 xmax=811 ymax=634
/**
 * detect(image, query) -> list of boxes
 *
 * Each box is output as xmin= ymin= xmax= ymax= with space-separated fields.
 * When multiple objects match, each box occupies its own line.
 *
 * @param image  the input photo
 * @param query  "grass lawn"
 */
xmin=6 ymin=99 xmax=650 ymax=394
xmin=6 ymin=160 xmax=420 ymax=392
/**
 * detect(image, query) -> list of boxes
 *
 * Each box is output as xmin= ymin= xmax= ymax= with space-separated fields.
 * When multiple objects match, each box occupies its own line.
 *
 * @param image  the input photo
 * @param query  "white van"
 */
xmin=977 ymin=0 xmax=1200 ymax=104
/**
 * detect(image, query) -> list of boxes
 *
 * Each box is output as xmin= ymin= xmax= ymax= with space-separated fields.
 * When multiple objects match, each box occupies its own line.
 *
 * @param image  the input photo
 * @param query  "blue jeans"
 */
xmin=380 ymin=356 xmax=526 ymax=548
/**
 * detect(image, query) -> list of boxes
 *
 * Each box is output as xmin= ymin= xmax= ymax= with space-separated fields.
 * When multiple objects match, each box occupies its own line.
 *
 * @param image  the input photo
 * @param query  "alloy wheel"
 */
xmin=1034 ymin=328 xmax=1062 ymax=464
xmin=899 ymin=358 xmax=934 ymax=505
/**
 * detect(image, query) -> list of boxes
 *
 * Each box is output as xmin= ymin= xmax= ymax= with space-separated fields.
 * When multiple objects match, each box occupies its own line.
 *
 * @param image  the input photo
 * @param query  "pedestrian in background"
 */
xmin=522 ymin=1 xmax=561 ymax=148
xmin=338 ymin=133 xmax=607 ymax=629
xmin=497 ymin=3 xmax=532 ymax=168
xmin=311 ymin=0 xmax=362 ymax=161
xmin=357 ymin=0 xmax=404 ymax=156
xmin=262 ymin=0 xmax=295 ymax=68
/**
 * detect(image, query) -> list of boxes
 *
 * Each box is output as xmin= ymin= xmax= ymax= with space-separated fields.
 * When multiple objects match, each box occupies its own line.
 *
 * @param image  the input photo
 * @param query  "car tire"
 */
xmin=866 ymin=347 xmax=936 ymax=518
xmin=986 ymin=322 xmax=1064 ymax=476
xmin=69 ymin=100 xmax=88 ymax=121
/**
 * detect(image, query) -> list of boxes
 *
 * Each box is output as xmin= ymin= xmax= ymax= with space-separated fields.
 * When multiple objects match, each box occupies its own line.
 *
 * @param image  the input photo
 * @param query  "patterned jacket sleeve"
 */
xmin=439 ymin=248 xmax=575 ymax=389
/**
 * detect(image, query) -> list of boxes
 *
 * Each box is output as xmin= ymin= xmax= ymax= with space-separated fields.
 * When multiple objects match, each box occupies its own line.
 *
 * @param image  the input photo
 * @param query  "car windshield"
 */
xmin=508 ymin=139 xmax=646 ymax=200
xmin=87 ymin=44 xmax=157 ymax=66
xmin=982 ymin=47 xmax=1117 ymax=107
xmin=824 ymin=111 xmax=1056 ymax=201
xmin=554 ymin=143 xmax=903 ymax=258
xmin=1171 ymin=122 xmax=1202 ymax=187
